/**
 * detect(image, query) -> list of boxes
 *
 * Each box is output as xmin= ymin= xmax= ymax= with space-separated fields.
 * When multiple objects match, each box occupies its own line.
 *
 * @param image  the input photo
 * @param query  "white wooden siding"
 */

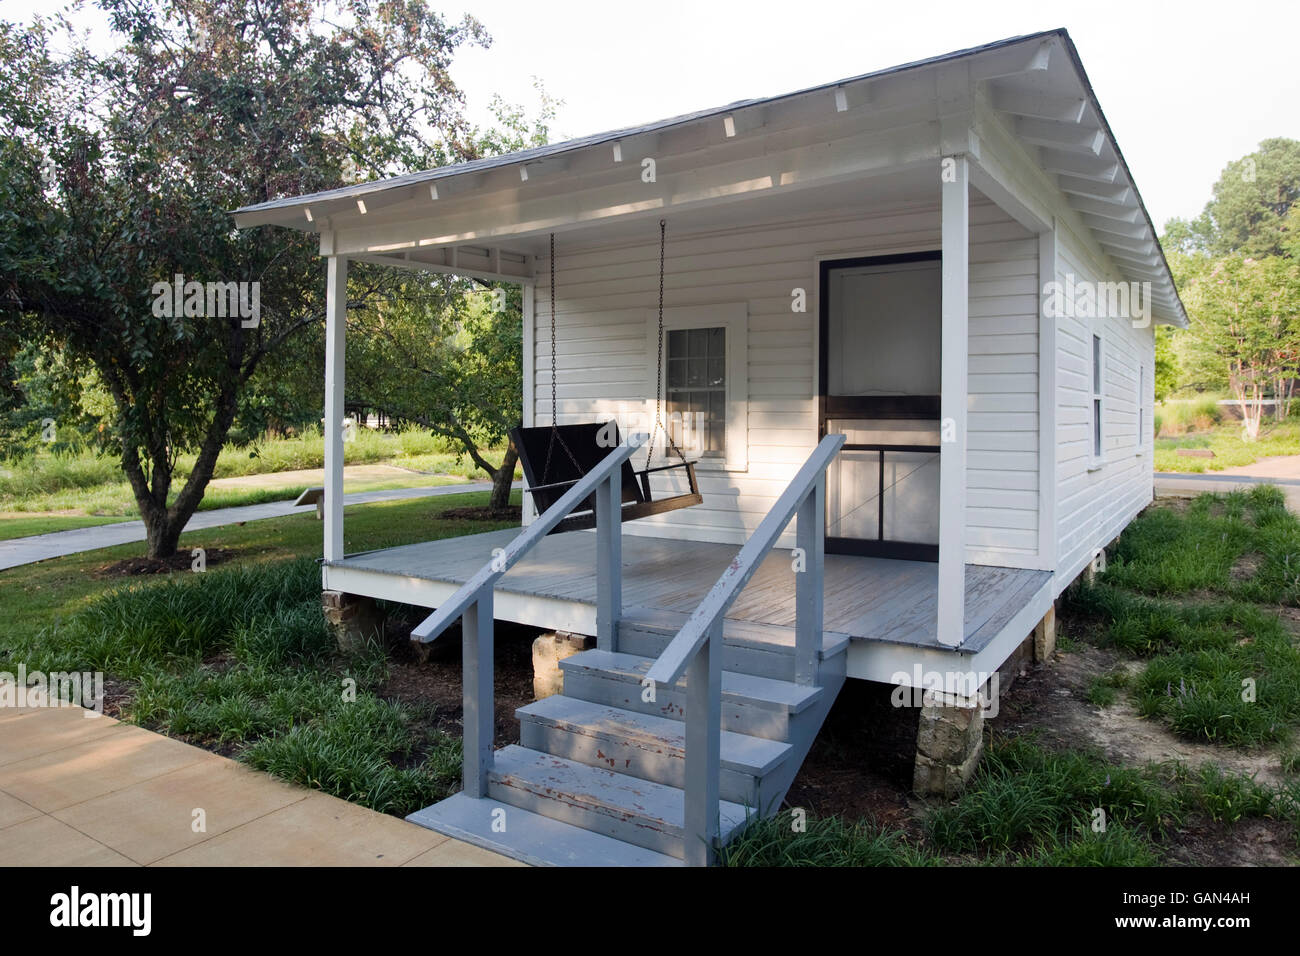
xmin=530 ymin=197 xmax=1042 ymax=567
xmin=1053 ymin=219 xmax=1155 ymax=585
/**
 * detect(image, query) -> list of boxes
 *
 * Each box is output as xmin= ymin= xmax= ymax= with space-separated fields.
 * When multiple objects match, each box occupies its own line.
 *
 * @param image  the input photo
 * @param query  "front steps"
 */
xmin=406 ymin=612 xmax=847 ymax=865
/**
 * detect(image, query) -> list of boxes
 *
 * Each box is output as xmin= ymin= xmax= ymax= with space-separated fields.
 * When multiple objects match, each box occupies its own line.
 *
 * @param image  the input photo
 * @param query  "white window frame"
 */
xmin=1137 ymin=363 xmax=1145 ymax=456
xmin=1089 ymin=327 xmax=1105 ymax=470
xmin=646 ymin=303 xmax=748 ymax=472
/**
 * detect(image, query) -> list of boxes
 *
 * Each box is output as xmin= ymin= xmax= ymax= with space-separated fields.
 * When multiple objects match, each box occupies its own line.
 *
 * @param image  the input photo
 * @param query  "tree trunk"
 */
xmin=490 ymin=442 xmax=518 ymax=510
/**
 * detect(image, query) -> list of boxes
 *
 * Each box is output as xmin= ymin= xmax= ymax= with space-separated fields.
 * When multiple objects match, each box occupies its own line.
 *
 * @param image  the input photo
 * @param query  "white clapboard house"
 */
xmin=234 ymin=29 xmax=1187 ymax=866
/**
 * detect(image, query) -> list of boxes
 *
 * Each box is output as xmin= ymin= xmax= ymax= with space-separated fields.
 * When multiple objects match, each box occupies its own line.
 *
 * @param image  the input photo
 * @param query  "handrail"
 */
xmin=410 ymin=432 xmax=647 ymax=643
xmin=407 ymin=430 xmax=645 ymax=801
xmin=645 ymin=434 xmax=846 ymax=687
xmin=643 ymin=432 xmax=845 ymax=867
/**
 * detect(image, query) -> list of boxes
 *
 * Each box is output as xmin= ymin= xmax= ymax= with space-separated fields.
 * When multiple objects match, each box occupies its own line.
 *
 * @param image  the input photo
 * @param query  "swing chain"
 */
xmin=647 ymin=219 xmax=685 ymax=471
xmin=541 ymin=232 xmax=580 ymax=484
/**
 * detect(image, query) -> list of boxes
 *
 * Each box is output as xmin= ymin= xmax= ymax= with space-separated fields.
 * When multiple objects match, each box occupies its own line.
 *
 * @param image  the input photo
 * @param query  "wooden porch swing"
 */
xmin=510 ymin=221 xmax=703 ymax=535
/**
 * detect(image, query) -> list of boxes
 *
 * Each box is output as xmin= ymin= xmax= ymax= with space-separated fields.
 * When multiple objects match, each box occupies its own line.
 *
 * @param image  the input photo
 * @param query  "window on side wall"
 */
xmin=1091 ymin=332 xmax=1104 ymax=464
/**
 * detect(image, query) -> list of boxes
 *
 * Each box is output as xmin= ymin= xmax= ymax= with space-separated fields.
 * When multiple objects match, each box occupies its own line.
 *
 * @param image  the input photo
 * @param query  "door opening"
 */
xmin=818 ymin=251 xmax=942 ymax=561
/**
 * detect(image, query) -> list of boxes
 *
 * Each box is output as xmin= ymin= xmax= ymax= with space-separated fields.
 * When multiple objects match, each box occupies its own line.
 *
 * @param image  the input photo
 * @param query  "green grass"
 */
xmin=1154 ymin=416 xmax=1300 ymax=473
xmin=0 ymin=426 xmax=515 ymax=518
xmin=0 ymin=490 xmax=519 ymax=818
xmin=1087 ymin=670 xmax=1129 ymax=708
xmin=1065 ymin=485 xmax=1300 ymax=746
xmin=1102 ymin=485 xmax=1298 ymax=602
xmin=1 ymin=489 xmax=518 ymax=647
xmin=723 ymin=737 xmax=1300 ymax=866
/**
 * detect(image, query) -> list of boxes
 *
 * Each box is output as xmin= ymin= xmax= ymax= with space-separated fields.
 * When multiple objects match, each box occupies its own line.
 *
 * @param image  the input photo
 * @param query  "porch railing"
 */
xmin=644 ymin=433 xmax=846 ymax=866
xmin=409 ymin=432 xmax=647 ymax=797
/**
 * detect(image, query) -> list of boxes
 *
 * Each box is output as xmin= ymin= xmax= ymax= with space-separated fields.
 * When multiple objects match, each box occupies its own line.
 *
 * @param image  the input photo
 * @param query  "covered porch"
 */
xmin=325 ymin=528 xmax=1052 ymax=688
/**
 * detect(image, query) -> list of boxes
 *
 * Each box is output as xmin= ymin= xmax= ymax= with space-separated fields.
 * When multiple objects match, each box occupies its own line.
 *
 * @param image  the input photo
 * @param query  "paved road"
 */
xmin=1154 ymin=471 xmax=1300 ymax=511
xmin=0 ymin=482 xmax=502 ymax=571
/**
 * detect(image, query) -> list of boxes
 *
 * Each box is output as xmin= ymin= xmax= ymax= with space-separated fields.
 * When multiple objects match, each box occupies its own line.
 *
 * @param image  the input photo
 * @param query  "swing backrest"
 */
xmin=510 ymin=421 xmax=646 ymax=517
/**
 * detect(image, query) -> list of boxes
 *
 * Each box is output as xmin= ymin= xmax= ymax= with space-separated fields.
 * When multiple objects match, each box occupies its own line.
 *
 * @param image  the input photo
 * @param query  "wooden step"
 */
xmin=486 ymin=746 xmax=753 ymax=860
xmin=559 ymin=649 xmax=823 ymax=740
xmin=617 ymin=607 xmax=850 ymax=681
xmin=406 ymin=792 xmax=682 ymax=867
xmin=517 ymin=694 xmax=791 ymax=806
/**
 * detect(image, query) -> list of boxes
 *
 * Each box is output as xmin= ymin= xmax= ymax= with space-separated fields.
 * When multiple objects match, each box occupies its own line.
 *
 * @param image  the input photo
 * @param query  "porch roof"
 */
xmin=232 ymin=28 xmax=1188 ymax=327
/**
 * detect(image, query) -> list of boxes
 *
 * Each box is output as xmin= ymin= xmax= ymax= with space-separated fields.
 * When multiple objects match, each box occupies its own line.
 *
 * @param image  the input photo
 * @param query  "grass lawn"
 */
xmin=0 ymin=471 xmax=473 ymax=541
xmin=0 ymin=426 xmax=516 ymax=531
xmin=724 ymin=486 xmax=1300 ymax=866
xmin=0 ymin=490 xmax=518 ymax=818
xmin=7 ymin=482 xmax=1299 ymax=864
xmin=1154 ymin=418 xmax=1300 ymax=473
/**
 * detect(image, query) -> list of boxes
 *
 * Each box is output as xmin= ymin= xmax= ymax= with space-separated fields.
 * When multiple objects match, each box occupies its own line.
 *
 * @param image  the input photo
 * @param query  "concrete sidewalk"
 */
xmin=0 ymin=481 xmax=501 ymax=572
xmin=0 ymin=692 xmax=519 ymax=867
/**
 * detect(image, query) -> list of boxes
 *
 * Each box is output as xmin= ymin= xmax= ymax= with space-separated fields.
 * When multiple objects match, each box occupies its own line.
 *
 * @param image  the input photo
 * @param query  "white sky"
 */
xmin=7 ymin=0 xmax=1298 ymax=229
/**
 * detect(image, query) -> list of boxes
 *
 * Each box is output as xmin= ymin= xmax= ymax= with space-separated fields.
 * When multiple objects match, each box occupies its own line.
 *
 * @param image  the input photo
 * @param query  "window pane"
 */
xmin=664 ymin=325 xmax=726 ymax=458
xmin=667 ymin=356 xmax=686 ymax=388
xmin=1094 ymin=398 xmax=1102 ymax=457
xmin=1092 ymin=335 xmax=1102 ymax=394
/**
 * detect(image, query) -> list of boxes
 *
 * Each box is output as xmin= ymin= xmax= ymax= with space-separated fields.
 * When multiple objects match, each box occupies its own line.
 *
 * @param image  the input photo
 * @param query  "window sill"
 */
xmin=1087 ymin=460 xmax=1105 ymax=473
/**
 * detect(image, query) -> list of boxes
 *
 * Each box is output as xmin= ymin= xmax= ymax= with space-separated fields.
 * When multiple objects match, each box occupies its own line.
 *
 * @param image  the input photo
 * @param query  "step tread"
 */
xmin=621 ymin=606 xmax=851 ymax=659
xmin=490 ymin=745 xmax=753 ymax=835
xmin=559 ymin=649 xmax=824 ymax=714
xmin=406 ymin=792 xmax=682 ymax=867
xmin=517 ymin=694 xmax=791 ymax=777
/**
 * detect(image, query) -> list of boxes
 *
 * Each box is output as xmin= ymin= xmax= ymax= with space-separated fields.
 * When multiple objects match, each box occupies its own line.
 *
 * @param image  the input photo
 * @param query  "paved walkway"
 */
xmin=0 ymin=481 xmax=501 ymax=571
xmin=0 ymin=690 xmax=519 ymax=867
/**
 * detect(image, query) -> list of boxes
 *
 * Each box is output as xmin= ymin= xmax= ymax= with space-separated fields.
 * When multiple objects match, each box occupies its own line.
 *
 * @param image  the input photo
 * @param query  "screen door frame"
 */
xmin=818 ymin=250 xmax=942 ymax=562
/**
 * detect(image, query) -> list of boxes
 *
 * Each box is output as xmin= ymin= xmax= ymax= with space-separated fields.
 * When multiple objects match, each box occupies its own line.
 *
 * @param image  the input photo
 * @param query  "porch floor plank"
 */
xmin=331 ymin=528 xmax=1049 ymax=653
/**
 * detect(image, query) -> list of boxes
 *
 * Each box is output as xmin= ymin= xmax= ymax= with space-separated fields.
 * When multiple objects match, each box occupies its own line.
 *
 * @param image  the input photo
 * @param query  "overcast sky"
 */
xmin=9 ymin=0 xmax=1297 ymax=229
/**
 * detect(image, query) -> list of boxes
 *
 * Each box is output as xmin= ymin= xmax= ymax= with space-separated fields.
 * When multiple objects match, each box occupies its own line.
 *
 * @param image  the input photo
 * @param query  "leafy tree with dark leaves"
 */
xmin=0 ymin=1 xmax=489 ymax=556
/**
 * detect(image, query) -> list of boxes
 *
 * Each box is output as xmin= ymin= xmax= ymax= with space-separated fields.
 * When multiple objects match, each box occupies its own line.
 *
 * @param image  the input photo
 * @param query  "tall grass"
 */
xmin=722 ymin=737 xmax=1300 ymax=866
xmin=1155 ymin=395 xmax=1224 ymax=437
xmin=3 ymin=557 xmax=462 ymax=818
xmin=0 ymin=425 xmax=513 ymax=514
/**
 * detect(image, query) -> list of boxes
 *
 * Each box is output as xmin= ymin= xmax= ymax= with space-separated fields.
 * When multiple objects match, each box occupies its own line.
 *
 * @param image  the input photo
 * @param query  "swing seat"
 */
xmin=510 ymin=421 xmax=703 ymax=534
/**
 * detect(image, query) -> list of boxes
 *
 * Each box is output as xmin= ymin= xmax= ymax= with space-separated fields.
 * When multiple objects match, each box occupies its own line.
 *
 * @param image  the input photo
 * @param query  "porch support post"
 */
xmin=1036 ymin=225 xmax=1058 ymax=570
xmin=595 ymin=467 xmax=622 ymax=652
xmin=323 ymin=255 xmax=349 ymax=564
xmin=937 ymin=155 xmax=969 ymax=648
xmin=521 ymin=283 xmax=538 ymax=525
xmin=462 ymin=593 xmax=495 ymax=797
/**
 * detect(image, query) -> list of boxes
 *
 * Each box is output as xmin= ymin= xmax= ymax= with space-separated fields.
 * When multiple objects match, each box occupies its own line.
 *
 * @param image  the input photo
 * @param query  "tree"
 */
xmin=0 ymin=1 xmax=489 ymax=557
xmin=1203 ymin=138 xmax=1300 ymax=258
xmin=346 ymin=278 xmax=523 ymax=509
xmin=1179 ymin=255 xmax=1300 ymax=438
xmin=1153 ymin=325 xmax=1178 ymax=403
xmin=341 ymin=91 xmax=557 ymax=510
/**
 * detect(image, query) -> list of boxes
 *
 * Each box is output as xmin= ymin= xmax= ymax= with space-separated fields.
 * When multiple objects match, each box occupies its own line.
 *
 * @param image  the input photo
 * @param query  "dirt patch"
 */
xmin=998 ymin=641 xmax=1287 ymax=788
xmin=1231 ymin=552 xmax=1264 ymax=581
xmin=92 ymin=547 xmax=239 ymax=578
xmin=782 ymin=679 xmax=923 ymax=835
xmin=438 ymin=505 xmax=522 ymax=522
xmin=1165 ymin=817 xmax=1298 ymax=867
xmin=378 ymin=612 xmax=535 ymax=749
